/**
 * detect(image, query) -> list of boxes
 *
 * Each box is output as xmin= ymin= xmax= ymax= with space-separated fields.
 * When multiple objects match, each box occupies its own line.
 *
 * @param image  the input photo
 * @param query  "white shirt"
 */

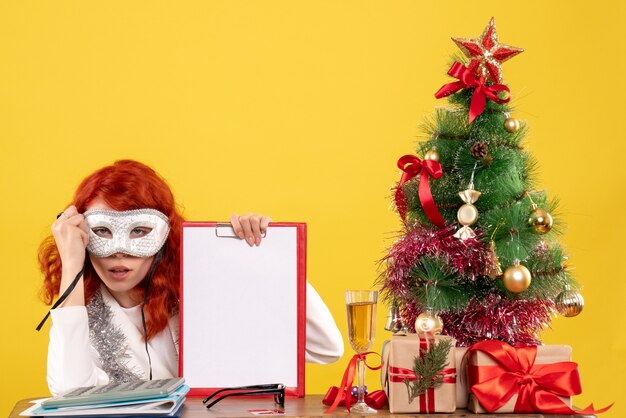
xmin=47 ymin=283 xmax=343 ymax=395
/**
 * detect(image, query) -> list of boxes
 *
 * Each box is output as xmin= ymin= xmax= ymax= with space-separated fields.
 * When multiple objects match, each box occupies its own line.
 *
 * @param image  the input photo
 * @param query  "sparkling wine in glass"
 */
xmin=346 ymin=290 xmax=378 ymax=414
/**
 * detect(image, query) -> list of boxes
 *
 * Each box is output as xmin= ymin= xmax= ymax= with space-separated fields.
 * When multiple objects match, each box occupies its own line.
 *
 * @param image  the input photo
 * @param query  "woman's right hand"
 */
xmin=51 ymin=205 xmax=89 ymax=301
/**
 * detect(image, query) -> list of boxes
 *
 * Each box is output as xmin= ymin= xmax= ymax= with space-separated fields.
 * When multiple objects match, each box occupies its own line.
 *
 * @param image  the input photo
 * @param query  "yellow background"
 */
xmin=1 ymin=1 xmax=624 ymax=416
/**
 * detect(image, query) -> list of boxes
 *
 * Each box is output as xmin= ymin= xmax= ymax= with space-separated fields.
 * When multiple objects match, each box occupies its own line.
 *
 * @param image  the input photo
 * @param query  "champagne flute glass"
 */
xmin=346 ymin=290 xmax=378 ymax=414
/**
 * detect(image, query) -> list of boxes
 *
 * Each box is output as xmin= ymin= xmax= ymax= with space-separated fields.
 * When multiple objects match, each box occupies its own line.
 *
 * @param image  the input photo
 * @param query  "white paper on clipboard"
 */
xmin=179 ymin=222 xmax=306 ymax=397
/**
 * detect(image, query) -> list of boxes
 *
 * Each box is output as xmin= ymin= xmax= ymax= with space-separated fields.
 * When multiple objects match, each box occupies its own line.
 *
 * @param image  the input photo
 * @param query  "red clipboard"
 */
xmin=179 ymin=222 xmax=306 ymax=397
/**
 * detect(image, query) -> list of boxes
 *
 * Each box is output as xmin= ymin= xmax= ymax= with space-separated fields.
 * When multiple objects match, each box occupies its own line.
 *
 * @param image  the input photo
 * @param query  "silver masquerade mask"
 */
xmin=84 ymin=209 xmax=170 ymax=258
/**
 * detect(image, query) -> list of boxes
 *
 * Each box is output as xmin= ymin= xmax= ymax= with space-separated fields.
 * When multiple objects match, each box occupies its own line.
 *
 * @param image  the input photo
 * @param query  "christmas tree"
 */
xmin=379 ymin=18 xmax=584 ymax=347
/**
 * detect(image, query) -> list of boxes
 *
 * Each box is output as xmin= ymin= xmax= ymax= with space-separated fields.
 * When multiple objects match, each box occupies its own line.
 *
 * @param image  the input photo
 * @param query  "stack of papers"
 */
xmin=21 ymin=378 xmax=189 ymax=417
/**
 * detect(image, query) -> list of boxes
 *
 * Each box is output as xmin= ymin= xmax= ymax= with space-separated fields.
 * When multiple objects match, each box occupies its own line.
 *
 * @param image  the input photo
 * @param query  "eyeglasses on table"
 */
xmin=202 ymin=383 xmax=286 ymax=409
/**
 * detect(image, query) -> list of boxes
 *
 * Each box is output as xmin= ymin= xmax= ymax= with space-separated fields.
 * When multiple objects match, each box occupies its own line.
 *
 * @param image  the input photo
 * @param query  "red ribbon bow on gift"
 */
xmin=467 ymin=340 xmax=613 ymax=415
xmin=395 ymin=155 xmax=445 ymax=227
xmin=322 ymin=386 xmax=388 ymax=410
xmin=323 ymin=352 xmax=384 ymax=414
xmin=434 ymin=62 xmax=511 ymax=123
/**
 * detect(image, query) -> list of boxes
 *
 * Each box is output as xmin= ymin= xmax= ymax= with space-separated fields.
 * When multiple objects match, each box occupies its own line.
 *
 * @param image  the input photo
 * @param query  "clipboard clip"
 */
xmin=216 ymin=222 xmax=267 ymax=239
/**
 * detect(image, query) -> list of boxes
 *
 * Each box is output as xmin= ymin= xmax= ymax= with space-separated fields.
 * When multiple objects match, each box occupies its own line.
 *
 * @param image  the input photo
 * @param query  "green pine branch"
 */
xmin=404 ymin=339 xmax=453 ymax=403
xmin=409 ymin=256 xmax=471 ymax=311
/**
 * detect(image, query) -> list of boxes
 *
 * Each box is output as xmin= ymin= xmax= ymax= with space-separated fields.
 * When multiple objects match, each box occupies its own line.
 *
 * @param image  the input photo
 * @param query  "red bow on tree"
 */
xmin=395 ymin=155 xmax=445 ymax=227
xmin=434 ymin=62 xmax=511 ymax=123
xmin=467 ymin=340 xmax=613 ymax=415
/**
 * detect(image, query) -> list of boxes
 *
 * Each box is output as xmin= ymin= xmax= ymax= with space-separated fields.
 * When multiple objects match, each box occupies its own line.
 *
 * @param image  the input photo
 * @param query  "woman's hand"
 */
xmin=51 ymin=205 xmax=89 ymax=304
xmin=52 ymin=205 xmax=89 ymax=270
xmin=230 ymin=213 xmax=272 ymax=246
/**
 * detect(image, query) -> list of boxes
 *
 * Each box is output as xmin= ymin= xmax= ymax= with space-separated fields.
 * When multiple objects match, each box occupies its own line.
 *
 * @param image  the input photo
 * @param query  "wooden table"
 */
xmin=8 ymin=395 xmax=596 ymax=417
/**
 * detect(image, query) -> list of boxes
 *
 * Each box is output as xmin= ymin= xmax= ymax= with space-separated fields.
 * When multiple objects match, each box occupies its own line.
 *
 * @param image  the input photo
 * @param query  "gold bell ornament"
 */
xmin=485 ymin=240 xmax=504 ymax=279
xmin=414 ymin=309 xmax=444 ymax=335
xmin=555 ymin=286 xmax=584 ymax=317
xmin=526 ymin=193 xmax=553 ymax=234
xmin=503 ymin=112 xmax=520 ymax=133
xmin=502 ymin=259 xmax=532 ymax=293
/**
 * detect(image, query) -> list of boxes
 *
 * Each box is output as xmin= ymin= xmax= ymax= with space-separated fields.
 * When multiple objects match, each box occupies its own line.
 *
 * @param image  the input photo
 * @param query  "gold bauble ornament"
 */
xmin=502 ymin=261 xmax=532 ymax=293
xmin=414 ymin=310 xmax=443 ymax=335
xmin=424 ymin=149 xmax=440 ymax=162
xmin=504 ymin=117 xmax=520 ymax=133
xmin=555 ymin=288 xmax=584 ymax=317
xmin=528 ymin=206 xmax=553 ymax=233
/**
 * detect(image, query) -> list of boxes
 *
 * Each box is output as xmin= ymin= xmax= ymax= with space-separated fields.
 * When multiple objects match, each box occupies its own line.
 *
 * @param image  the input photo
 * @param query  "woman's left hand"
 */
xmin=230 ymin=213 xmax=272 ymax=246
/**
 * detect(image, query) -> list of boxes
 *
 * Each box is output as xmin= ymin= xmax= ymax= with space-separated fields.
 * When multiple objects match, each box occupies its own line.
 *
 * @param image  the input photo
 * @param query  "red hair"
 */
xmin=39 ymin=160 xmax=184 ymax=340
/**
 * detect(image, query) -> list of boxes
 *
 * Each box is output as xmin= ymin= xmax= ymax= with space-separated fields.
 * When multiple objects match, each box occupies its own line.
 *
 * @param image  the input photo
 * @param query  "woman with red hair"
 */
xmin=39 ymin=160 xmax=342 ymax=395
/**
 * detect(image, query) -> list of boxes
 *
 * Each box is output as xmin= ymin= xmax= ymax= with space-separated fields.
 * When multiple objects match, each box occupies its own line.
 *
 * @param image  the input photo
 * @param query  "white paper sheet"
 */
xmin=181 ymin=224 xmax=303 ymax=391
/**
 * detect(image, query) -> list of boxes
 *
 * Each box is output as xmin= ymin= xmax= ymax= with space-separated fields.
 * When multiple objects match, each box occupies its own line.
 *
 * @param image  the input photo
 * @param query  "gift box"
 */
xmin=381 ymin=334 xmax=456 ymax=413
xmin=467 ymin=340 xmax=578 ymax=414
xmin=454 ymin=347 xmax=468 ymax=409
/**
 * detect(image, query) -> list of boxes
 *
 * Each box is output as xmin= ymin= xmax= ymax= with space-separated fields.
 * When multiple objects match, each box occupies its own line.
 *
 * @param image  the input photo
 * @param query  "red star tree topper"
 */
xmin=452 ymin=17 xmax=523 ymax=83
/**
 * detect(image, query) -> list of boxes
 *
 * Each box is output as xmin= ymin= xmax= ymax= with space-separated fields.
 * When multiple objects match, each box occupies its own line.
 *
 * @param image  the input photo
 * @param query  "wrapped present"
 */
xmin=381 ymin=334 xmax=456 ymax=413
xmin=454 ymin=347 xmax=468 ymax=409
xmin=466 ymin=340 xmax=612 ymax=415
